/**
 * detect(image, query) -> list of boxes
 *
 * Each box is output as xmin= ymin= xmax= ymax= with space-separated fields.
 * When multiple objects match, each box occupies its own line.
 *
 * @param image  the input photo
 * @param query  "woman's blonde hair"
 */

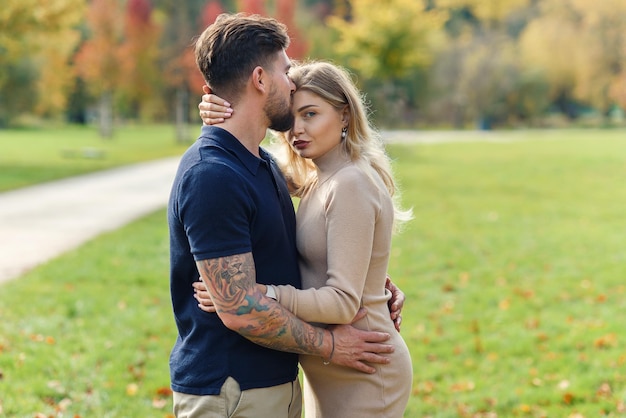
xmin=273 ymin=61 xmax=412 ymax=228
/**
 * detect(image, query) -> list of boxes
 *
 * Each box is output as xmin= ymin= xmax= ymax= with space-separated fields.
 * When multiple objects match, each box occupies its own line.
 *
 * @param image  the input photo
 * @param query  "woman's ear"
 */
xmin=341 ymin=106 xmax=350 ymax=127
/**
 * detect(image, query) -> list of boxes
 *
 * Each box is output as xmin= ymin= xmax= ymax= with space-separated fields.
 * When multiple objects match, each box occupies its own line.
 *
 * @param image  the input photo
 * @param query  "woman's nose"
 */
xmin=292 ymin=120 xmax=303 ymax=136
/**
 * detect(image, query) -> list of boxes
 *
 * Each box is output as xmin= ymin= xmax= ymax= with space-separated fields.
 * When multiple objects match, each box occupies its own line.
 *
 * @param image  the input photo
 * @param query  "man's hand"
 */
xmin=328 ymin=308 xmax=394 ymax=374
xmin=386 ymin=276 xmax=405 ymax=332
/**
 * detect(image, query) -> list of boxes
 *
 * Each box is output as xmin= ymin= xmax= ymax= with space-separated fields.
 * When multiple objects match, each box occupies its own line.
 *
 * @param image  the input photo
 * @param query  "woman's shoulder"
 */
xmin=328 ymin=163 xmax=383 ymax=200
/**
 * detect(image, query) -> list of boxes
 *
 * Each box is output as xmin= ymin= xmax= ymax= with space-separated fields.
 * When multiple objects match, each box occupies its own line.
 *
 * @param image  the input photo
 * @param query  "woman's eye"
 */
xmin=304 ymin=111 xmax=315 ymax=118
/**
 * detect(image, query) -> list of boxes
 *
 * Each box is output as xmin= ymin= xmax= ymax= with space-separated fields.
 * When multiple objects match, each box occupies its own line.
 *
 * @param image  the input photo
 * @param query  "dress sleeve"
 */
xmin=275 ymin=167 xmax=382 ymax=324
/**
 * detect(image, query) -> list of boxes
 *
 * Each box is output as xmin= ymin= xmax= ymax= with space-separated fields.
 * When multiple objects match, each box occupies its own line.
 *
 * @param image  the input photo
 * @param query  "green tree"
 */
xmin=0 ymin=0 xmax=84 ymax=126
xmin=327 ymin=0 xmax=444 ymax=81
xmin=326 ymin=0 xmax=444 ymax=126
xmin=426 ymin=0 xmax=551 ymax=128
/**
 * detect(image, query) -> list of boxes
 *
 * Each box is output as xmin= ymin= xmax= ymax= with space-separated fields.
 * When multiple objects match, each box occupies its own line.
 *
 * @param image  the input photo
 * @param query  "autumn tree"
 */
xmin=436 ymin=0 xmax=529 ymax=28
xmin=328 ymin=0 xmax=444 ymax=81
xmin=0 ymin=0 xmax=84 ymax=126
xmin=238 ymin=0 xmax=266 ymax=15
xmin=423 ymin=0 xmax=552 ymax=128
xmin=520 ymin=0 xmax=626 ymax=121
xmin=325 ymin=0 xmax=444 ymax=125
xmin=160 ymin=0 xmax=209 ymax=141
xmin=275 ymin=0 xmax=308 ymax=59
xmin=117 ymin=0 xmax=163 ymax=121
xmin=74 ymin=0 xmax=124 ymax=138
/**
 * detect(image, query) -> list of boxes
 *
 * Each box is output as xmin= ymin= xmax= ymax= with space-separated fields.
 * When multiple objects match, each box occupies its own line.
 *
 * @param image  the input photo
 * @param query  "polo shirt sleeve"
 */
xmin=176 ymin=162 xmax=252 ymax=261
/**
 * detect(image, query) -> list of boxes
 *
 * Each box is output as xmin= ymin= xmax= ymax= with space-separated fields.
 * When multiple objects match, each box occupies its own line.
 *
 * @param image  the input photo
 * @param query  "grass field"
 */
xmin=0 ymin=128 xmax=625 ymax=417
xmin=0 ymin=124 xmax=193 ymax=192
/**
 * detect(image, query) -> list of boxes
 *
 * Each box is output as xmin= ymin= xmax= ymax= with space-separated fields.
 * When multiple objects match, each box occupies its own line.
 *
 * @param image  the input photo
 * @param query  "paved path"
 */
xmin=0 ymin=130 xmax=506 ymax=284
xmin=0 ymin=157 xmax=180 ymax=283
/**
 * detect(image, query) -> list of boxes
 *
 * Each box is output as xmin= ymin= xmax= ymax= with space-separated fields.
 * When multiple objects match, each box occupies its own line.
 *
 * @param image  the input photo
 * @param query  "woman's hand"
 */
xmin=198 ymin=85 xmax=233 ymax=125
xmin=192 ymin=279 xmax=216 ymax=313
xmin=385 ymin=276 xmax=405 ymax=332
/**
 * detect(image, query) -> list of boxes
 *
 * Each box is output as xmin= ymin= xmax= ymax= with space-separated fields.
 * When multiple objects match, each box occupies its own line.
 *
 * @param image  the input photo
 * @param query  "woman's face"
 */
xmin=289 ymin=90 xmax=346 ymax=160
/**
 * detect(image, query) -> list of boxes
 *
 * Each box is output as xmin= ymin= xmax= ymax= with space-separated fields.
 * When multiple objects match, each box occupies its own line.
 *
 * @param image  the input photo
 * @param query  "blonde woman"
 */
xmin=197 ymin=61 xmax=412 ymax=417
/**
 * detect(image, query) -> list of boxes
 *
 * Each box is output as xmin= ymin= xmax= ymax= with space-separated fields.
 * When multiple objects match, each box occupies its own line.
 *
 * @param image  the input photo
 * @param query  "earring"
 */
xmin=341 ymin=127 xmax=347 ymax=139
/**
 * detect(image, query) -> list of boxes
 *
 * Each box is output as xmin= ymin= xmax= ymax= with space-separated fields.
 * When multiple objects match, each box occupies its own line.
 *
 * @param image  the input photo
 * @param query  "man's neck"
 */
xmin=217 ymin=102 xmax=267 ymax=158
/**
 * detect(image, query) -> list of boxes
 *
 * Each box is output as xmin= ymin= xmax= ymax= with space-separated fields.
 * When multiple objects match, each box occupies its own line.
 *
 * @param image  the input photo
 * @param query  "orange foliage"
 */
xmin=202 ymin=1 xmax=225 ymax=27
xmin=73 ymin=0 xmax=123 ymax=94
xmin=117 ymin=0 xmax=162 ymax=109
xmin=275 ymin=0 xmax=308 ymax=59
xmin=239 ymin=0 xmax=266 ymax=16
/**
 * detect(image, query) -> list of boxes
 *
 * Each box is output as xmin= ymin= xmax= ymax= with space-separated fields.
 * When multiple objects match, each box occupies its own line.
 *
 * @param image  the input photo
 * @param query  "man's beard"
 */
xmin=265 ymin=87 xmax=294 ymax=132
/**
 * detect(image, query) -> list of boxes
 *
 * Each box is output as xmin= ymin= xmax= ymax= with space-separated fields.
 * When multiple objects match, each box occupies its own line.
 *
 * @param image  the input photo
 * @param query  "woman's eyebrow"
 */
xmin=296 ymin=104 xmax=319 ymax=112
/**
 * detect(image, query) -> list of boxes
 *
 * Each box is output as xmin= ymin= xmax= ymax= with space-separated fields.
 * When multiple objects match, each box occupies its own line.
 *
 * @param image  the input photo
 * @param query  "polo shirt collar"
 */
xmin=200 ymin=125 xmax=268 ymax=175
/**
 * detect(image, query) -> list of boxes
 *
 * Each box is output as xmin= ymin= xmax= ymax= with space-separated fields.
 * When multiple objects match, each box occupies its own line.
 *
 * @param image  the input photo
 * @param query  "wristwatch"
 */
xmin=265 ymin=285 xmax=277 ymax=300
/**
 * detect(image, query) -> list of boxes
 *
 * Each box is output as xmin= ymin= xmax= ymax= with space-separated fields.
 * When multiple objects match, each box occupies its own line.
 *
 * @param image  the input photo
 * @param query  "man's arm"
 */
xmin=194 ymin=275 xmax=405 ymax=332
xmin=198 ymin=253 xmax=393 ymax=373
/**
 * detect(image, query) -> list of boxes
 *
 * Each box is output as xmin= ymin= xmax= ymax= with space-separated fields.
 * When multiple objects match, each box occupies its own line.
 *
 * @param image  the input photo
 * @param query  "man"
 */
xmin=168 ymin=13 xmax=394 ymax=418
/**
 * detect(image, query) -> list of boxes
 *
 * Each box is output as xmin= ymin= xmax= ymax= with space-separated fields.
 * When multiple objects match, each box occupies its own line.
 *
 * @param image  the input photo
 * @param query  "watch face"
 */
xmin=266 ymin=285 xmax=277 ymax=300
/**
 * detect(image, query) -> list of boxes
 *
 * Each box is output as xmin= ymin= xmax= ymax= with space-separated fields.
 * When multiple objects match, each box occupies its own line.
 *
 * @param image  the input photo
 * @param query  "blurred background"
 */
xmin=3 ymin=0 xmax=626 ymax=139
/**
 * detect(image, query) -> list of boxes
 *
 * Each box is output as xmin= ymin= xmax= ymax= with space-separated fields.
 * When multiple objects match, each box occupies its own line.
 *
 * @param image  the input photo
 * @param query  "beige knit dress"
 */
xmin=274 ymin=144 xmax=413 ymax=418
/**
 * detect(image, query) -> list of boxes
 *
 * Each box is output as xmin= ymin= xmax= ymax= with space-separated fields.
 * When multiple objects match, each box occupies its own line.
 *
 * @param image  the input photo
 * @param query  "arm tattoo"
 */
xmin=197 ymin=253 xmax=328 ymax=357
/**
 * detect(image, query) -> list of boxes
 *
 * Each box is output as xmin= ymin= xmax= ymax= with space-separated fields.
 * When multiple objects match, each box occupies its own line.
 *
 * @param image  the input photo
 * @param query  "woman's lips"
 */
xmin=292 ymin=140 xmax=309 ymax=150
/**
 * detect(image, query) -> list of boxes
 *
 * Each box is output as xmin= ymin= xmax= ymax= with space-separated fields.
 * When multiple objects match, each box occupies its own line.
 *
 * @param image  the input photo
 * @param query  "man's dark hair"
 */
xmin=195 ymin=13 xmax=290 ymax=103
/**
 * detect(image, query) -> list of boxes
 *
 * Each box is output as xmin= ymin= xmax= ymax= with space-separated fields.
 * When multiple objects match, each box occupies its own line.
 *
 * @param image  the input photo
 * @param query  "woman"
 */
xmin=197 ymin=61 xmax=412 ymax=417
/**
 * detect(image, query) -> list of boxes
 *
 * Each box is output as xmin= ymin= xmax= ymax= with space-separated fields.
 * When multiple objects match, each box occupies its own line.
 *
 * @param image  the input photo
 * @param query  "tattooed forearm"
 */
xmin=196 ymin=253 xmax=330 ymax=358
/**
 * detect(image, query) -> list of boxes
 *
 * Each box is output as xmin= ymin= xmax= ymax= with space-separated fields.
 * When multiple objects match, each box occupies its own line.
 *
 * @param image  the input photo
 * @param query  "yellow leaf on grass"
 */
xmin=594 ymin=333 xmax=617 ymax=349
xmin=126 ymin=383 xmax=139 ymax=396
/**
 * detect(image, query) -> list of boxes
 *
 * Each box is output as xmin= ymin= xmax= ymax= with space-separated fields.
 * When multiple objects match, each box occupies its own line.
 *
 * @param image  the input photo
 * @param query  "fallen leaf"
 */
xmin=450 ymin=381 xmax=475 ymax=392
xmin=126 ymin=383 xmax=139 ymax=396
xmin=152 ymin=397 xmax=167 ymax=409
xmin=562 ymin=392 xmax=575 ymax=405
xmin=156 ymin=386 xmax=173 ymax=397
xmin=594 ymin=333 xmax=617 ymax=349
xmin=596 ymin=382 xmax=611 ymax=398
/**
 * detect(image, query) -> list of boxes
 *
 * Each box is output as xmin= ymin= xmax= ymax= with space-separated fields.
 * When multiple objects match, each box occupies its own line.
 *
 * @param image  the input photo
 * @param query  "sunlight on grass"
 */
xmin=0 ymin=129 xmax=625 ymax=416
xmin=0 ymin=211 xmax=175 ymax=417
xmin=387 ymin=130 xmax=626 ymax=417
xmin=0 ymin=124 xmax=193 ymax=191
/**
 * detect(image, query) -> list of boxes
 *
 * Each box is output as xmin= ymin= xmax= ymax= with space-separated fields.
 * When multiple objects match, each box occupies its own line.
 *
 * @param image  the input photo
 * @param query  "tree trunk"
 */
xmin=175 ymin=87 xmax=188 ymax=143
xmin=98 ymin=91 xmax=113 ymax=139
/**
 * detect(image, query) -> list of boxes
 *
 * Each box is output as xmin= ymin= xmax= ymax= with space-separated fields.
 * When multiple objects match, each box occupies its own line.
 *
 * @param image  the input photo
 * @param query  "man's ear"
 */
xmin=251 ymin=66 xmax=267 ymax=94
xmin=202 ymin=85 xmax=212 ymax=94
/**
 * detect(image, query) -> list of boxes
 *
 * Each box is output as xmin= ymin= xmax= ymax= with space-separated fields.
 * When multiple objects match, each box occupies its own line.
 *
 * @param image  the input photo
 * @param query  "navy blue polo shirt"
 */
xmin=168 ymin=125 xmax=301 ymax=395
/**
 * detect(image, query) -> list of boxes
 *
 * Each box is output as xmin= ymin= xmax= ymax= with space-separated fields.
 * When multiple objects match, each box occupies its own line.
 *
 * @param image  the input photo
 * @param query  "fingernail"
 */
xmin=224 ymin=101 xmax=231 ymax=107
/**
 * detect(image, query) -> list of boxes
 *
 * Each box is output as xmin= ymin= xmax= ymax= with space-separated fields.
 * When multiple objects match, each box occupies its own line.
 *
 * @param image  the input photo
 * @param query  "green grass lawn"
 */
xmin=0 ymin=124 xmax=194 ymax=191
xmin=388 ymin=130 xmax=626 ymax=417
xmin=1 ymin=128 xmax=625 ymax=417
